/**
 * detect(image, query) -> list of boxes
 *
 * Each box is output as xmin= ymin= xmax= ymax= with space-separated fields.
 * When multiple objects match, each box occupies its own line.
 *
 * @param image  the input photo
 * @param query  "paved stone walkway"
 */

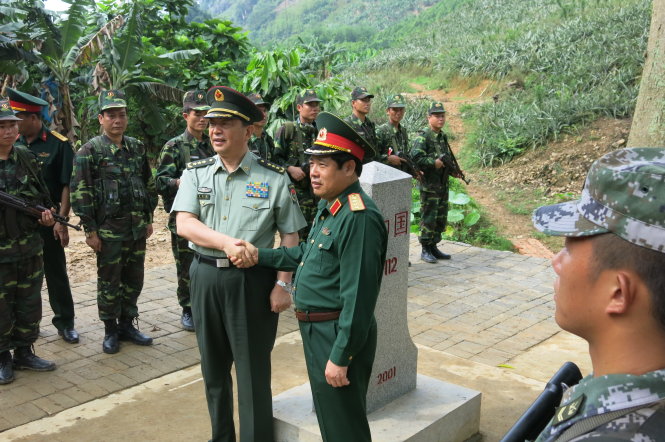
xmin=0 ymin=235 xmax=557 ymax=434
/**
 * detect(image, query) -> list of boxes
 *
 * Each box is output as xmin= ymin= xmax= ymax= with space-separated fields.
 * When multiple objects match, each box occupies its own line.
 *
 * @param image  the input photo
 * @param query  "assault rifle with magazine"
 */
xmin=0 ymin=190 xmax=82 ymax=230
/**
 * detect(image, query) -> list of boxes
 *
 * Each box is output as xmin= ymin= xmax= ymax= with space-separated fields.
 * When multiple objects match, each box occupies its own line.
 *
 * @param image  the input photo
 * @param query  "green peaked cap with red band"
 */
xmin=6 ymin=87 xmax=47 ymax=113
xmin=306 ymin=112 xmax=376 ymax=163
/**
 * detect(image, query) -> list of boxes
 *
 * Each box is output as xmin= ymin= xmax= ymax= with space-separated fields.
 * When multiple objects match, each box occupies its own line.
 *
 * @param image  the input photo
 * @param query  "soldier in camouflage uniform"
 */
xmin=156 ymin=90 xmax=212 ymax=332
xmin=0 ymin=98 xmax=56 ymax=384
xmin=344 ymin=86 xmax=378 ymax=152
xmin=273 ymin=89 xmax=322 ymax=241
xmin=410 ymin=102 xmax=453 ymax=263
xmin=70 ymin=90 xmax=158 ymax=355
xmin=376 ymin=93 xmax=410 ymax=168
xmin=8 ymin=87 xmax=79 ymax=344
xmin=246 ymin=93 xmax=275 ymax=161
xmin=532 ymin=148 xmax=665 ymax=440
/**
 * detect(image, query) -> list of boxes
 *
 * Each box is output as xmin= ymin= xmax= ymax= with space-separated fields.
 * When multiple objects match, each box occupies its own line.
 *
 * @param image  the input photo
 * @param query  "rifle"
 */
xmin=0 ymin=190 xmax=82 ymax=231
xmin=501 ymin=362 xmax=583 ymax=442
xmin=439 ymin=150 xmax=470 ymax=185
xmin=388 ymin=148 xmax=422 ymax=181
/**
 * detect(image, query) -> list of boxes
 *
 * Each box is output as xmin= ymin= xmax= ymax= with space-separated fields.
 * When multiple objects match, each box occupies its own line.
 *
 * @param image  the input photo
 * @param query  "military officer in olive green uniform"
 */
xmin=70 ymin=90 xmax=158 ymax=354
xmin=238 ymin=112 xmax=388 ymax=441
xmin=246 ymin=93 xmax=275 ymax=161
xmin=273 ymin=89 xmax=322 ymax=241
xmin=7 ymin=88 xmax=79 ymax=344
xmin=410 ymin=102 xmax=453 ymax=263
xmin=156 ymin=90 xmax=212 ymax=331
xmin=344 ymin=86 xmax=378 ymax=151
xmin=0 ymin=98 xmax=57 ymax=384
xmin=172 ymin=86 xmax=306 ymax=442
xmin=376 ymin=93 xmax=410 ymax=169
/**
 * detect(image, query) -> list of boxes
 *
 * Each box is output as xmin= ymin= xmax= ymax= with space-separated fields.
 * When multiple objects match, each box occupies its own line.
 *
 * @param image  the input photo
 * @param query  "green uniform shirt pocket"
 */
xmin=198 ymin=196 xmax=215 ymax=219
xmin=102 ymin=179 xmax=120 ymax=218
xmin=316 ymin=234 xmax=335 ymax=272
xmin=240 ymin=197 xmax=271 ymax=231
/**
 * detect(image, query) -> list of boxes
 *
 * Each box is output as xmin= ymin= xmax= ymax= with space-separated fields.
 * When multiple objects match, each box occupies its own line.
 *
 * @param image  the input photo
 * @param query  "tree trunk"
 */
xmin=627 ymin=0 xmax=665 ymax=147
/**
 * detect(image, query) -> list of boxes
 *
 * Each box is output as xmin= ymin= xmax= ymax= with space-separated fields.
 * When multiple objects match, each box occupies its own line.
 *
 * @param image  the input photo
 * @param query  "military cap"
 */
xmin=98 ymin=89 xmax=127 ymax=112
xmin=386 ymin=94 xmax=406 ymax=108
xmin=183 ymin=90 xmax=210 ymax=111
xmin=428 ymin=102 xmax=446 ymax=115
xmin=351 ymin=86 xmax=374 ymax=101
xmin=296 ymin=89 xmax=322 ymax=105
xmin=532 ymin=148 xmax=665 ymax=253
xmin=0 ymin=98 xmax=22 ymax=121
xmin=245 ymin=93 xmax=270 ymax=107
xmin=6 ymin=87 xmax=47 ymax=113
xmin=306 ymin=112 xmax=376 ymax=163
xmin=204 ymin=86 xmax=263 ymax=123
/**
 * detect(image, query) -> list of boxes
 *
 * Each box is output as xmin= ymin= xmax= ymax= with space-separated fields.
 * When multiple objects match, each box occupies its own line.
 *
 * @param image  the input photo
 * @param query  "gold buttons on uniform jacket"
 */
xmin=310 ymin=240 xmax=314 ymax=244
xmin=223 ymin=216 xmax=227 ymax=220
xmin=253 ymin=204 xmax=258 ymax=208
xmin=318 ymin=244 xmax=323 ymax=248
xmin=300 ymin=262 xmax=304 ymax=266
xmin=320 ymin=216 xmax=324 ymax=220
xmin=225 ymin=196 xmax=229 ymax=200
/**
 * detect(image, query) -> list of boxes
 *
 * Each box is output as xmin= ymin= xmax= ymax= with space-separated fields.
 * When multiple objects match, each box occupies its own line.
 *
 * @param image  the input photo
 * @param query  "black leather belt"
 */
xmin=295 ymin=310 xmax=341 ymax=322
xmin=195 ymin=253 xmax=235 ymax=268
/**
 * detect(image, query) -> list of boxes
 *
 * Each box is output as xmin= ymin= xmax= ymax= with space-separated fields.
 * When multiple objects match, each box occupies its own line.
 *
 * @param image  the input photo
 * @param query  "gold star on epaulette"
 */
xmin=186 ymin=157 xmax=216 ymax=169
xmin=257 ymin=158 xmax=285 ymax=174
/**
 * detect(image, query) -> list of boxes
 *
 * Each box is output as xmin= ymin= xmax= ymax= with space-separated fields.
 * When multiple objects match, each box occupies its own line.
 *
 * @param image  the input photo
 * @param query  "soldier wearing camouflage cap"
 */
xmin=273 ymin=88 xmax=323 ymax=242
xmin=0 ymin=98 xmax=57 ymax=384
xmin=70 ymin=89 xmax=158 ymax=354
xmin=344 ymin=86 xmax=378 ymax=154
xmin=410 ymin=101 xmax=454 ymax=263
xmin=246 ymin=92 xmax=276 ymax=161
xmin=155 ymin=90 xmax=213 ymax=331
xmin=376 ymin=93 xmax=411 ymax=169
xmin=531 ymin=148 xmax=665 ymax=441
xmin=7 ymin=87 xmax=79 ymax=344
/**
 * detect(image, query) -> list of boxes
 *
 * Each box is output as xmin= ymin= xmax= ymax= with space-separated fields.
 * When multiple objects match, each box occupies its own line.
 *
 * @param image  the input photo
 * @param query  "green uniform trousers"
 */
xmin=189 ymin=258 xmax=278 ymax=442
xmin=300 ymin=317 xmax=377 ymax=442
xmin=0 ymin=252 xmax=44 ymax=352
xmin=419 ymin=189 xmax=449 ymax=246
xmin=170 ymin=231 xmax=194 ymax=308
xmin=39 ymin=225 xmax=75 ymax=330
xmin=96 ymin=237 xmax=146 ymax=321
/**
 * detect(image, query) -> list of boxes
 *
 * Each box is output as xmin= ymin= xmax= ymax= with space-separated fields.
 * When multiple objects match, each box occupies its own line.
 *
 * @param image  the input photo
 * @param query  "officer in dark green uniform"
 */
xmin=410 ymin=102 xmax=453 ymax=263
xmin=344 ymin=86 xmax=378 ymax=151
xmin=171 ymin=86 xmax=306 ymax=442
xmin=7 ymin=88 xmax=79 ymax=344
xmin=156 ymin=90 xmax=212 ymax=331
xmin=239 ymin=112 xmax=388 ymax=442
xmin=0 ymin=98 xmax=57 ymax=384
xmin=70 ymin=90 xmax=158 ymax=354
xmin=376 ymin=93 xmax=410 ymax=168
xmin=246 ymin=93 xmax=275 ymax=161
xmin=273 ymin=89 xmax=322 ymax=241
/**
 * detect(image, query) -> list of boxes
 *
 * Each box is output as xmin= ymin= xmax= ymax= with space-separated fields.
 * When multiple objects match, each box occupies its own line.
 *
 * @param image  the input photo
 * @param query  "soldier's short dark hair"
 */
xmin=328 ymin=152 xmax=363 ymax=176
xmin=590 ymin=233 xmax=665 ymax=331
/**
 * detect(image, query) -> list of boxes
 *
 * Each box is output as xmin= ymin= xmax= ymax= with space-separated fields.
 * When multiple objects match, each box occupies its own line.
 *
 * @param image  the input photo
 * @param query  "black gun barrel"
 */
xmin=500 ymin=362 xmax=583 ymax=442
xmin=0 ymin=191 xmax=82 ymax=231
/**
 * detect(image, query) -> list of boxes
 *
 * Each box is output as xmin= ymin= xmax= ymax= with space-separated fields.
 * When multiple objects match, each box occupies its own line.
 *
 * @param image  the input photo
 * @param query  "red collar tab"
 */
xmin=329 ymin=198 xmax=342 ymax=216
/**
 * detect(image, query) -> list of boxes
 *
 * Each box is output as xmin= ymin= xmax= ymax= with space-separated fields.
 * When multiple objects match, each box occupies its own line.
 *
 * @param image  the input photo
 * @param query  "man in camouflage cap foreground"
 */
xmin=70 ymin=90 xmax=157 ymax=354
xmin=531 ymin=148 xmax=665 ymax=440
xmin=156 ymin=90 xmax=213 ymax=331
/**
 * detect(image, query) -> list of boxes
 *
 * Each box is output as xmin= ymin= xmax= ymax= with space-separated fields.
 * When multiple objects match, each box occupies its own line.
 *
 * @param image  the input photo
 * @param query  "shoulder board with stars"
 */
xmin=257 ymin=158 xmax=285 ymax=174
xmin=187 ymin=157 xmax=216 ymax=169
xmin=50 ymin=130 xmax=68 ymax=142
xmin=348 ymin=193 xmax=366 ymax=212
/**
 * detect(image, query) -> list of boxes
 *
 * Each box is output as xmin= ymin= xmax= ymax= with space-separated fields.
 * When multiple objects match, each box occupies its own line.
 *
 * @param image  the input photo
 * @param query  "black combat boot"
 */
xmin=420 ymin=245 xmax=437 ymax=264
xmin=181 ymin=307 xmax=195 ymax=332
xmin=430 ymin=244 xmax=451 ymax=260
xmin=0 ymin=351 xmax=14 ymax=384
xmin=118 ymin=318 xmax=153 ymax=346
xmin=103 ymin=319 xmax=120 ymax=354
xmin=13 ymin=346 xmax=56 ymax=371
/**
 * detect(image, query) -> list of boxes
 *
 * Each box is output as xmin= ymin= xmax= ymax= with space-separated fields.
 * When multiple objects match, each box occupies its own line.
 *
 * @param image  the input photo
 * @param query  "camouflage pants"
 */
xmin=96 ymin=237 xmax=146 ymax=321
xmin=296 ymin=186 xmax=318 ymax=242
xmin=419 ymin=189 xmax=449 ymax=245
xmin=0 ymin=252 xmax=43 ymax=352
xmin=169 ymin=213 xmax=193 ymax=308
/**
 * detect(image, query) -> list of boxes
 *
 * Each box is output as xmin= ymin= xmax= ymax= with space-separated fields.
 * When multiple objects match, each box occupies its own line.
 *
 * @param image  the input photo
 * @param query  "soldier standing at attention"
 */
xmin=235 ymin=112 xmax=387 ymax=442
xmin=246 ymin=93 xmax=275 ymax=161
xmin=0 ymin=98 xmax=56 ymax=384
xmin=70 ymin=90 xmax=157 ymax=354
xmin=273 ymin=89 xmax=322 ymax=241
xmin=410 ymin=102 xmax=453 ymax=263
xmin=376 ymin=93 xmax=410 ymax=169
xmin=156 ymin=90 xmax=212 ymax=332
xmin=532 ymin=148 xmax=665 ymax=440
xmin=344 ymin=86 xmax=378 ymax=151
xmin=7 ymin=88 xmax=79 ymax=344
xmin=172 ymin=86 xmax=306 ymax=442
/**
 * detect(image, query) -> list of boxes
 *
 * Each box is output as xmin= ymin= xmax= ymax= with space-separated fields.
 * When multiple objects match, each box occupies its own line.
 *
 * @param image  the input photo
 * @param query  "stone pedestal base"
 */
xmin=273 ymin=375 xmax=481 ymax=442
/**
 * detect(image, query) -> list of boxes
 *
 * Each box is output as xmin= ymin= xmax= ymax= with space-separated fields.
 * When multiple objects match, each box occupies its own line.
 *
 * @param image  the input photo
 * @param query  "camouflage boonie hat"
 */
xmin=99 ymin=90 xmax=127 ymax=112
xmin=386 ymin=94 xmax=406 ymax=108
xmin=0 ymin=98 xmax=22 ymax=121
xmin=428 ymin=102 xmax=446 ymax=115
xmin=297 ymin=89 xmax=322 ymax=105
xmin=351 ymin=86 xmax=374 ymax=101
xmin=183 ymin=90 xmax=210 ymax=111
xmin=532 ymin=148 xmax=665 ymax=253
xmin=245 ymin=93 xmax=269 ymax=107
